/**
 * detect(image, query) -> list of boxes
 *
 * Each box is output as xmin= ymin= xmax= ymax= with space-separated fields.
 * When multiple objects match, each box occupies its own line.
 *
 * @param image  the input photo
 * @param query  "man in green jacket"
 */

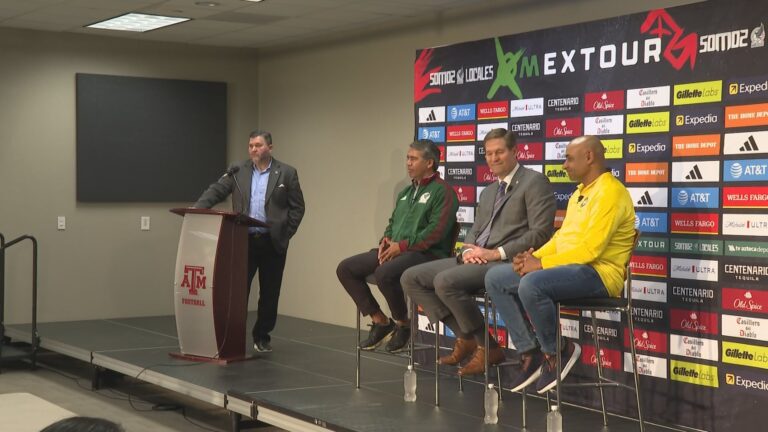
xmin=337 ymin=139 xmax=459 ymax=352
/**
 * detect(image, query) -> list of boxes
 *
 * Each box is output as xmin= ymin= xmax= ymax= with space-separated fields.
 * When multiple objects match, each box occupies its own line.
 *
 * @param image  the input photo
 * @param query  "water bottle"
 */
xmin=483 ymin=384 xmax=499 ymax=424
xmin=547 ymin=405 xmax=562 ymax=432
xmin=404 ymin=365 xmax=417 ymax=402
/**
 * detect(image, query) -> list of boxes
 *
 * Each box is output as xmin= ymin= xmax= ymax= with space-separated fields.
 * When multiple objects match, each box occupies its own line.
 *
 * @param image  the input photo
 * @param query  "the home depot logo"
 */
xmin=180 ymin=265 xmax=206 ymax=296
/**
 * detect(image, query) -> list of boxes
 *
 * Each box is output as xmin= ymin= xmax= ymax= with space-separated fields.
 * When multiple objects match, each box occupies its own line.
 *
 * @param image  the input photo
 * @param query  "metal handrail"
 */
xmin=0 ymin=234 xmax=40 ymax=368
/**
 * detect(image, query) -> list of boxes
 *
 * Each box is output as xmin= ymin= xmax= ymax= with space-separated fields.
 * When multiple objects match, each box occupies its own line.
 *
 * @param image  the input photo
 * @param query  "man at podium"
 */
xmin=194 ymin=130 xmax=305 ymax=353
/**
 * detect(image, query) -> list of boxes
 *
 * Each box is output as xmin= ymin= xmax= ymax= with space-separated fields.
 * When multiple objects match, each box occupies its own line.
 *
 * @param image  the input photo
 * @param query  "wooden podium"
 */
xmin=169 ymin=208 xmax=267 ymax=363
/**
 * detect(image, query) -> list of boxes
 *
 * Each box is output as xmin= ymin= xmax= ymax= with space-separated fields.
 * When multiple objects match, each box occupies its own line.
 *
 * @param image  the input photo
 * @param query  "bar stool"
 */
xmin=552 ymin=229 xmax=644 ymax=431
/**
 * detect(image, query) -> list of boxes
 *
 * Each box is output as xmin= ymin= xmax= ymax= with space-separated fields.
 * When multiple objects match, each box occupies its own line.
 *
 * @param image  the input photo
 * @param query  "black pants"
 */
xmin=247 ymin=233 xmax=287 ymax=344
xmin=336 ymin=249 xmax=434 ymax=321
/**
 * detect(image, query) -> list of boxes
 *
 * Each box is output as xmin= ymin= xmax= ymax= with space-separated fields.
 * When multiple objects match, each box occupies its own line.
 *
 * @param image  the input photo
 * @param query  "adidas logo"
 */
xmin=637 ymin=191 xmax=654 ymax=206
xmin=686 ymin=165 xmax=704 ymax=180
xmin=740 ymin=135 xmax=760 ymax=152
xmin=426 ymin=110 xmax=437 ymax=121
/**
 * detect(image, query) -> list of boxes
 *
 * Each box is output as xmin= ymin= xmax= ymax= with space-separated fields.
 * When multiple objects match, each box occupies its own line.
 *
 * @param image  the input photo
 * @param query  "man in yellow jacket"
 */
xmin=485 ymin=135 xmax=636 ymax=394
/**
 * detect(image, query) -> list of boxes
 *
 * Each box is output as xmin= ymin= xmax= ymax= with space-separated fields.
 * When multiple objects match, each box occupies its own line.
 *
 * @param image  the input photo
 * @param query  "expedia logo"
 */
xmin=629 ymin=142 xmax=667 ymax=154
xmin=673 ymin=105 xmax=722 ymax=131
xmin=725 ymin=372 xmax=768 ymax=392
xmin=726 ymin=74 xmax=768 ymax=100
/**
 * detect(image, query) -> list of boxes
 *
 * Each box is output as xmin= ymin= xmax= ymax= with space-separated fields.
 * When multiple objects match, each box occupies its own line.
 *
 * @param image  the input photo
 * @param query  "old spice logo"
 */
xmin=636 ymin=331 xmax=658 ymax=351
xmin=554 ymin=120 xmax=574 ymax=136
xmin=414 ymin=49 xmax=441 ymax=102
xmin=180 ymin=265 xmax=206 ymax=296
xmin=640 ymin=9 xmax=698 ymax=70
xmin=681 ymin=312 xmax=708 ymax=332
xmin=589 ymin=349 xmax=614 ymax=368
xmin=734 ymin=291 xmax=764 ymax=311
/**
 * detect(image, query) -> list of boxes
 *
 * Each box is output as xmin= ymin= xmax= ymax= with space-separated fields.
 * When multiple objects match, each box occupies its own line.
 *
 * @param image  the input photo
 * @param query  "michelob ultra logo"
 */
xmin=670 ymin=359 xmax=719 ymax=388
xmin=477 ymin=122 xmax=508 ymax=142
xmin=722 ymin=214 xmax=768 ymax=237
xmin=626 ymin=111 xmax=670 ymax=134
xmin=723 ymin=341 xmax=768 ymax=370
xmin=670 ymin=257 xmax=719 ymax=281
xmin=673 ymin=80 xmax=722 ymax=105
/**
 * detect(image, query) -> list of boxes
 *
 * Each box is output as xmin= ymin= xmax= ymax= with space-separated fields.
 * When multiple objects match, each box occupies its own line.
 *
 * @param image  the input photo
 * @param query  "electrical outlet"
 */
xmin=141 ymin=216 xmax=150 ymax=231
xmin=57 ymin=216 xmax=66 ymax=230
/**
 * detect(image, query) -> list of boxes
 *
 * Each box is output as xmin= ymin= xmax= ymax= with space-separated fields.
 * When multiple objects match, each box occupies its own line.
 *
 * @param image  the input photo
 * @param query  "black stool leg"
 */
xmin=356 ymin=308 xmax=361 ymax=389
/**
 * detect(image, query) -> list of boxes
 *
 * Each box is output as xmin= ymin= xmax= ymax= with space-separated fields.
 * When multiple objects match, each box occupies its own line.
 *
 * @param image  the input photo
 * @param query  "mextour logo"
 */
xmin=487 ymin=38 xmax=539 ymax=100
xmin=180 ymin=265 xmax=206 ymax=296
xmin=640 ymin=9 xmax=698 ymax=70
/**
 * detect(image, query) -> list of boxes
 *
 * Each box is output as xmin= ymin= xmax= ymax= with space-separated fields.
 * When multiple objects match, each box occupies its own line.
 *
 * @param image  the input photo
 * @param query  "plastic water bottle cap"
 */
xmin=551 ymin=405 xmax=559 ymax=411
xmin=488 ymin=384 xmax=494 ymax=389
xmin=407 ymin=365 xmax=413 ymax=371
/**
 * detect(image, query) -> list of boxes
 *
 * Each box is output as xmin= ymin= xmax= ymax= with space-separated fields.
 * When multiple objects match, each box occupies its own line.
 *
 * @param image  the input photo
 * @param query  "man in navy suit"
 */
xmin=195 ymin=130 xmax=305 ymax=353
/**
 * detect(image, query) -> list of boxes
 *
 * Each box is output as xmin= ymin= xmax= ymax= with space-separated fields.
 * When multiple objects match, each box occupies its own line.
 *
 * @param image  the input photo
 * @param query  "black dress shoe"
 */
xmin=254 ymin=340 xmax=273 ymax=353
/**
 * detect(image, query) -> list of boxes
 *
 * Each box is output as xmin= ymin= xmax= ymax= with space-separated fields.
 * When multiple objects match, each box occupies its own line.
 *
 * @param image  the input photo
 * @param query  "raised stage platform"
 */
xmin=4 ymin=314 xmax=692 ymax=432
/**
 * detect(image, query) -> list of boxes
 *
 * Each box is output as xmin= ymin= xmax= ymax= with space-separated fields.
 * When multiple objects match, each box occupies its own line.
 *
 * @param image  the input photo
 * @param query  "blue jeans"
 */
xmin=485 ymin=264 xmax=608 ymax=354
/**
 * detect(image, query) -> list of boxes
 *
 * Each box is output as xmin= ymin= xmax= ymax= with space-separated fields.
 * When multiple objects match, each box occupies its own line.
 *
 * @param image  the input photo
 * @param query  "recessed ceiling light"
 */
xmin=195 ymin=1 xmax=219 ymax=6
xmin=86 ymin=13 xmax=190 ymax=33
xmin=243 ymin=0 xmax=265 ymax=3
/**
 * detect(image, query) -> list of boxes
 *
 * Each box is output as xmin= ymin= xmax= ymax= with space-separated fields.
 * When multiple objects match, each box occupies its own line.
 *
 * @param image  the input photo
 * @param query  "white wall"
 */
xmin=0 ymin=28 xmax=259 ymax=323
xmin=258 ymin=0 xmax=698 ymax=328
xmin=0 ymin=0 xmax=698 ymax=327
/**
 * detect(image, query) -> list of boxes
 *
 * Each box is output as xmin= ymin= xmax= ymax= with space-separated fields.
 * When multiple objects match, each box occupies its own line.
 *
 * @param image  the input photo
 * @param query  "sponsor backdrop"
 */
xmin=414 ymin=2 xmax=767 ymax=430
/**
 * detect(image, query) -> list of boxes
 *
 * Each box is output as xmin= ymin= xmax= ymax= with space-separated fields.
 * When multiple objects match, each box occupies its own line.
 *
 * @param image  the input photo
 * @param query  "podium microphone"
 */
xmin=224 ymin=165 xmax=246 ymax=216
xmin=223 ymin=165 xmax=240 ymax=177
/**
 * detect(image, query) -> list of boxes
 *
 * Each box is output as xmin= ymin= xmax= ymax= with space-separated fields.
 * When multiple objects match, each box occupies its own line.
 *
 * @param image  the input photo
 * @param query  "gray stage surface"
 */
xmin=5 ymin=314 xmax=669 ymax=432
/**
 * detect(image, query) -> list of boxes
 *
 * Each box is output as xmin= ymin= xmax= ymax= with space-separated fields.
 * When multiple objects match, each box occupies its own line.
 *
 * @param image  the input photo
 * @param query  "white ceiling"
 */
xmin=0 ymin=0 xmax=522 ymax=49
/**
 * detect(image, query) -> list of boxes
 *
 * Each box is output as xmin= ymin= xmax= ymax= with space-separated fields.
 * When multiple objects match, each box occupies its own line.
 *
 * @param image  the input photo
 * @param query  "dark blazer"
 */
xmin=194 ymin=158 xmax=305 ymax=254
xmin=465 ymin=165 xmax=555 ymax=259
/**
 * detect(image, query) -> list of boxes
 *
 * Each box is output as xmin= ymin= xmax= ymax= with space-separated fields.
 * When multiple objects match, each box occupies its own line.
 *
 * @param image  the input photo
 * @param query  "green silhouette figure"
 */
xmin=487 ymin=38 xmax=524 ymax=100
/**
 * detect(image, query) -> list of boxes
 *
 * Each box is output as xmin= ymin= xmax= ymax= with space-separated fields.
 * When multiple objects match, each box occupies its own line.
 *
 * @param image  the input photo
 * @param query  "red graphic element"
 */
xmin=180 ymin=265 xmax=206 ymax=296
xmin=581 ymin=345 xmax=622 ymax=370
xmin=414 ymin=49 xmax=442 ymax=103
xmin=624 ymin=328 xmax=668 ymax=354
xmin=447 ymin=124 xmax=476 ymax=142
xmin=545 ymin=118 xmax=582 ymax=138
xmin=453 ymin=185 xmax=476 ymax=204
xmin=478 ymin=101 xmax=509 ymax=120
xmin=669 ymin=309 xmax=719 ymax=335
xmin=516 ymin=142 xmax=543 ymax=161
xmin=584 ymin=90 xmax=625 ymax=112
xmin=437 ymin=145 xmax=446 ymax=162
xmin=488 ymin=326 xmax=508 ymax=348
xmin=476 ymin=165 xmax=498 ymax=184
xmin=723 ymin=186 xmax=768 ymax=208
xmin=630 ymin=255 xmax=668 ymax=277
xmin=722 ymin=288 xmax=767 ymax=313
xmin=671 ymin=213 xmax=719 ymax=234
xmin=640 ymin=9 xmax=698 ymax=71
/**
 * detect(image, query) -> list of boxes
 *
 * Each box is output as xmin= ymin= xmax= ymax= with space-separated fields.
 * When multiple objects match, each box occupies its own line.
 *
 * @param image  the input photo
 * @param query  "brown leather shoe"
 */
xmin=438 ymin=338 xmax=478 ymax=365
xmin=458 ymin=346 xmax=505 ymax=376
